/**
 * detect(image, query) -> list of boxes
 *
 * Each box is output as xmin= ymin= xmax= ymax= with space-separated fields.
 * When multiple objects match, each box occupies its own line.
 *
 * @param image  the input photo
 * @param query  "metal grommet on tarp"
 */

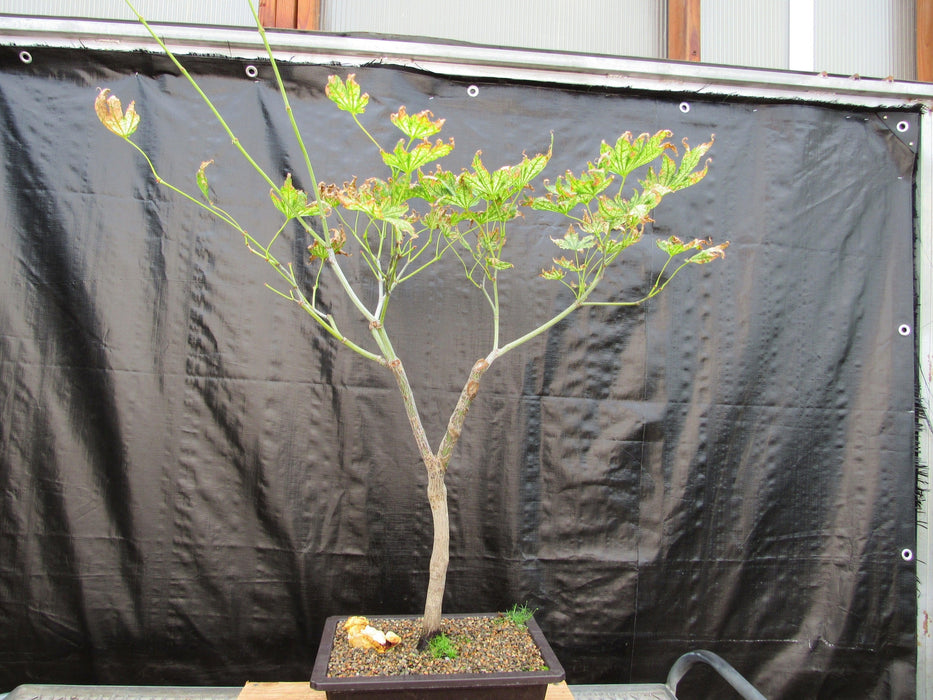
xmin=18 ymin=50 xmax=32 ymax=64
xmin=875 ymin=112 xmax=919 ymax=154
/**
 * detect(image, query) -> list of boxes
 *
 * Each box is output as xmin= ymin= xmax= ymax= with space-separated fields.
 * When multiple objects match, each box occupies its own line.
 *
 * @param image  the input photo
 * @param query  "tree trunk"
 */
xmin=387 ymin=354 xmax=491 ymax=646
xmin=419 ymin=463 xmax=449 ymax=644
xmin=419 ymin=358 xmax=490 ymax=643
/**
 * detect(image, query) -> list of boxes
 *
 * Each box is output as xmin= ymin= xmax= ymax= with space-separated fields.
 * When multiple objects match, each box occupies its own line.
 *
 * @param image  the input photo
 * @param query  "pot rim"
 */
xmin=310 ymin=612 xmax=566 ymax=691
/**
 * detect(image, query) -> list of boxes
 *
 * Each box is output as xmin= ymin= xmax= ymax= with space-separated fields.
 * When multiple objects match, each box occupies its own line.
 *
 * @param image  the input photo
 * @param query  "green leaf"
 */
xmin=552 ymin=255 xmax=586 ymax=273
xmin=597 ymin=190 xmax=661 ymax=231
xmin=270 ymin=174 xmax=324 ymax=219
xmin=196 ymin=160 xmax=213 ymax=202
xmin=529 ymin=193 xmax=588 ymax=215
xmin=656 ymin=235 xmax=694 ymax=256
xmin=382 ymin=138 xmax=454 ymax=173
xmin=657 ymin=235 xmax=726 ymax=258
xmin=602 ymin=239 xmax=628 ymax=258
xmin=307 ymin=239 xmax=329 ymax=261
xmin=642 ymin=137 xmax=714 ymax=192
xmin=413 ymin=167 xmax=451 ymax=198
xmin=477 ymin=226 xmax=505 ymax=254
xmin=94 ymin=88 xmax=140 ymax=138
xmin=540 ymin=267 xmax=566 ymax=281
xmin=551 ymin=227 xmax=595 ymax=252
xmin=464 ymin=147 xmax=553 ymax=204
xmin=416 ymin=168 xmax=467 ymax=204
xmin=419 ymin=204 xmax=454 ymax=230
xmin=529 ymin=160 xmax=606 ymax=215
xmin=390 ymin=106 xmax=445 ymax=140
xmin=546 ymin=166 xmax=612 ymax=200
xmin=463 ymin=152 xmax=509 ymax=201
xmin=674 ymin=136 xmax=714 ymax=185
xmin=308 ymin=229 xmax=350 ymax=262
xmin=578 ymin=211 xmax=609 ymax=236
xmin=598 ymin=130 xmax=674 ymax=178
xmin=472 ymin=201 xmax=518 ymax=224
xmin=329 ymin=177 xmax=416 ymax=236
xmin=508 ymin=146 xmax=552 ymax=190
xmin=325 ymin=74 xmax=369 ymax=115
xmin=385 ymin=216 xmax=416 ymax=238
xmin=657 ymin=236 xmax=728 ymax=263
xmin=485 ymin=257 xmax=513 ymax=271
xmin=688 ymin=241 xmax=729 ymax=263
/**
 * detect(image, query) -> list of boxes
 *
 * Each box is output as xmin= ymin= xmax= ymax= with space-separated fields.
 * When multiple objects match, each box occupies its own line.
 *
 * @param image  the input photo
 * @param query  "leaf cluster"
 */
xmin=95 ymin=69 xmax=726 ymax=363
xmin=322 ymin=75 xmax=560 ymax=296
xmin=312 ymin=75 xmax=726 ymax=320
xmin=532 ymin=130 xmax=721 ymax=299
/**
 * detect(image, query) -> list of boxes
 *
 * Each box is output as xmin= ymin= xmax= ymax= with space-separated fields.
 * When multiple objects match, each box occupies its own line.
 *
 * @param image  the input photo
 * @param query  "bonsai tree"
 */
xmin=96 ymin=1 xmax=728 ymax=646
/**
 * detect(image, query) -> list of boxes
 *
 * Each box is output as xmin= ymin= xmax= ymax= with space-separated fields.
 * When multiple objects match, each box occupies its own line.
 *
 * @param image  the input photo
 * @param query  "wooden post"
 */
xmin=258 ymin=0 xmax=321 ymax=29
xmin=296 ymin=0 xmax=321 ymax=30
xmin=668 ymin=0 xmax=701 ymax=62
xmin=919 ymin=0 xmax=933 ymax=81
xmin=257 ymin=0 xmax=281 ymax=27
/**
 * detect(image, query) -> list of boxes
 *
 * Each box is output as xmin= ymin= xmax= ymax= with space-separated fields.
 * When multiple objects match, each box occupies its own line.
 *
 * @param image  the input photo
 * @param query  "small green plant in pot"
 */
xmin=96 ymin=0 xmax=728 ymax=680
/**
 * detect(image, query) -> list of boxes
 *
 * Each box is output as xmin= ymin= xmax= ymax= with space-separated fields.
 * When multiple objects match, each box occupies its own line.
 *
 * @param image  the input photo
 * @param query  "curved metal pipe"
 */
xmin=666 ymin=650 xmax=767 ymax=700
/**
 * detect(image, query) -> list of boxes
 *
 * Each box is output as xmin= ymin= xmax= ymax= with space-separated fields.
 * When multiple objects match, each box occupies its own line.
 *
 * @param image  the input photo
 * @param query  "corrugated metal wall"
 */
xmin=3 ymin=0 xmax=917 ymax=80
xmin=1 ymin=0 xmax=256 ymax=26
xmin=701 ymin=0 xmax=916 ymax=79
xmin=701 ymin=0 xmax=789 ymax=70
xmin=322 ymin=0 xmax=667 ymax=58
xmin=814 ymin=0 xmax=915 ymax=79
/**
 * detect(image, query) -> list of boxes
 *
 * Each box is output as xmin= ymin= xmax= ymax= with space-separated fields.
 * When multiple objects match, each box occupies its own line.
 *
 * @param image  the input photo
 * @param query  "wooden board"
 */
xmin=667 ymin=0 xmax=701 ymax=61
xmin=257 ymin=0 xmax=321 ymax=29
xmin=239 ymin=680 xmax=574 ymax=699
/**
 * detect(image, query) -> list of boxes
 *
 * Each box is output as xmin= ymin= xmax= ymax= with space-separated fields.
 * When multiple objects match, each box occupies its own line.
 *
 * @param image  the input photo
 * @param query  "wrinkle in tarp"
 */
xmin=0 ymin=46 xmax=918 ymax=698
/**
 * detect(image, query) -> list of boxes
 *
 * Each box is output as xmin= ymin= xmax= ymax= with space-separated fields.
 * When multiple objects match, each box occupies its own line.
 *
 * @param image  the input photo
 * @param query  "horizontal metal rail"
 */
xmin=4 ymin=685 xmax=241 ymax=700
xmin=0 ymin=14 xmax=931 ymax=109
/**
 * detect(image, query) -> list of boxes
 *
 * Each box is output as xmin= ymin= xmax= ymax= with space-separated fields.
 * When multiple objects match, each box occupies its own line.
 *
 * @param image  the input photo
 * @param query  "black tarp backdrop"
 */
xmin=0 ymin=42 xmax=919 ymax=698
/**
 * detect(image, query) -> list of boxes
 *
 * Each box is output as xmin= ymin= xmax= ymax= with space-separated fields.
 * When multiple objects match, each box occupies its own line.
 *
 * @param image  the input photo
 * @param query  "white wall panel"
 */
xmin=701 ymin=0 xmax=789 ymax=70
xmin=323 ymin=0 xmax=666 ymax=58
xmin=3 ymin=0 xmax=917 ymax=81
xmin=814 ymin=0 xmax=915 ymax=79
xmin=700 ymin=0 xmax=916 ymax=80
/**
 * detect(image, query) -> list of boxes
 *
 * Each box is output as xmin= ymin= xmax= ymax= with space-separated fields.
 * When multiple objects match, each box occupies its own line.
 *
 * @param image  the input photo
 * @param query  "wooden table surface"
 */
xmin=238 ymin=680 xmax=574 ymax=699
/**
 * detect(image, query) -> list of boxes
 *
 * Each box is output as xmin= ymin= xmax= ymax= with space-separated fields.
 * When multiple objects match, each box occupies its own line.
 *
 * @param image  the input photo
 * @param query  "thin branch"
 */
xmin=125 ymin=0 xmax=279 ymax=193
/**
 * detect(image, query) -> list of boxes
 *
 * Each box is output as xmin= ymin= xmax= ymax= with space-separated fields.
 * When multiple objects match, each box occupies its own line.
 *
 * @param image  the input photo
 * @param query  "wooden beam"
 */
xmin=296 ymin=0 xmax=321 ymax=30
xmin=919 ymin=0 xmax=933 ymax=81
xmin=274 ymin=0 xmax=296 ymax=29
xmin=258 ymin=0 xmax=320 ymax=29
xmin=257 ymin=0 xmax=280 ymax=28
xmin=238 ymin=681 xmax=575 ymax=699
xmin=668 ymin=0 xmax=701 ymax=62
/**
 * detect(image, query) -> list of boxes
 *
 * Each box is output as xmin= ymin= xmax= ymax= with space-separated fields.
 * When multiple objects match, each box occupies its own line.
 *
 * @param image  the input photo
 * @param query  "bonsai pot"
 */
xmin=310 ymin=613 xmax=566 ymax=699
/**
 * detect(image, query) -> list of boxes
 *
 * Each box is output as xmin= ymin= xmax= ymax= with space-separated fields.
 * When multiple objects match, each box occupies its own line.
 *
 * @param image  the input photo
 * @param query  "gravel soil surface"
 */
xmin=326 ymin=615 xmax=549 ymax=677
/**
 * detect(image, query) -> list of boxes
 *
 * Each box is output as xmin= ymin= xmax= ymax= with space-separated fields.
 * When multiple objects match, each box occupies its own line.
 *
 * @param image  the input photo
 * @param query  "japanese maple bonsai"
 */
xmin=96 ymin=1 xmax=727 ymax=647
